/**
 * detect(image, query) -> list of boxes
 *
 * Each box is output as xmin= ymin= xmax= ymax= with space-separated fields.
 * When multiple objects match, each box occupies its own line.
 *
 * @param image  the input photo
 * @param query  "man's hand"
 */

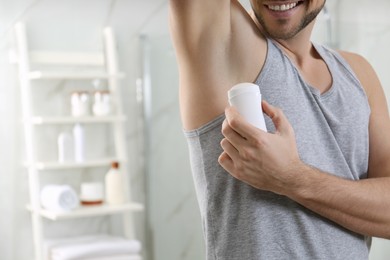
xmin=219 ymin=101 xmax=304 ymax=195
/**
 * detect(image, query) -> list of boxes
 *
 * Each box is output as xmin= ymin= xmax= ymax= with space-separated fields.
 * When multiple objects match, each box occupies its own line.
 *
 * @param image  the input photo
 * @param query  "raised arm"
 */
xmin=169 ymin=0 xmax=231 ymax=57
xmin=169 ymin=0 xmax=267 ymax=130
xmin=169 ymin=0 xmax=232 ymax=130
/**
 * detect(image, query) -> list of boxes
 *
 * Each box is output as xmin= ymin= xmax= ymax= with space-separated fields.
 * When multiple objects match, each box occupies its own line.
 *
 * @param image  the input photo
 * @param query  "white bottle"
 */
xmin=105 ymin=161 xmax=125 ymax=205
xmin=73 ymin=124 xmax=85 ymax=162
xmin=71 ymin=91 xmax=91 ymax=117
xmin=228 ymin=82 xmax=267 ymax=132
xmin=57 ymin=131 xmax=74 ymax=162
xmin=92 ymin=90 xmax=111 ymax=116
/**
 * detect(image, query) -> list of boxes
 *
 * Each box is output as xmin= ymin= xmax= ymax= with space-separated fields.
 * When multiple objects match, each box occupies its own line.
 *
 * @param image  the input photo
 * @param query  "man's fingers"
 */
xmin=218 ymin=151 xmax=235 ymax=173
xmin=262 ymin=101 xmax=292 ymax=135
xmin=222 ymin=119 xmax=247 ymax=150
xmin=225 ymin=106 xmax=264 ymax=141
xmin=220 ymin=138 xmax=240 ymax=161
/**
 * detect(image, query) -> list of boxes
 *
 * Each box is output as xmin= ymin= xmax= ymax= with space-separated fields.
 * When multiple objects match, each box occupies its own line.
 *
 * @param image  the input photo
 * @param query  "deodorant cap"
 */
xmin=228 ymin=83 xmax=260 ymax=100
xmin=227 ymin=82 xmax=267 ymax=132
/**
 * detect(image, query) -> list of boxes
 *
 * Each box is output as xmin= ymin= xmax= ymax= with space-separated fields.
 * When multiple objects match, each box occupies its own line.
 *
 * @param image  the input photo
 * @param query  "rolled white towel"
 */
xmin=51 ymin=239 xmax=142 ymax=260
xmin=40 ymin=185 xmax=79 ymax=212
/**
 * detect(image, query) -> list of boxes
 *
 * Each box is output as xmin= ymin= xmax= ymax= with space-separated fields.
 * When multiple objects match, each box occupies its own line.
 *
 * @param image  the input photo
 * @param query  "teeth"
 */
xmin=268 ymin=2 xmax=297 ymax=12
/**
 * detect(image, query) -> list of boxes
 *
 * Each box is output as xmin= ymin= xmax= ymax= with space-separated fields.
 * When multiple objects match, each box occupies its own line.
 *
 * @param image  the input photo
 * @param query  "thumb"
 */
xmin=262 ymin=100 xmax=292 ymax=135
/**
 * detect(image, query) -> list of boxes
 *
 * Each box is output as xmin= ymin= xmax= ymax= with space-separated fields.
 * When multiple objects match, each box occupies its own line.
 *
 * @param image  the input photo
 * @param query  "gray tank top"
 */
xmin=184 ymin=38 xmax=371 ymax=260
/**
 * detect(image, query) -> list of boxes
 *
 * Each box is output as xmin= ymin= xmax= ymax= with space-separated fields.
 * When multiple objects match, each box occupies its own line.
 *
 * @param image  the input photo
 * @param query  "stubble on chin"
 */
xmin=253 ymin=4 xmax=325 ymax=40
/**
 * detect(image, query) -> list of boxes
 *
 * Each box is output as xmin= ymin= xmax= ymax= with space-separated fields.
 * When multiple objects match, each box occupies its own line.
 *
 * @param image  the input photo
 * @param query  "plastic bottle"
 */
xmin=71 ymin=91 xmax=91 ymax=117
xmin=105 ymin=161 xmax=125 ymax=205
xmin=57 ymin=131 xmax=74 ymax=162
xmin=73 ymin=124 xmax=85 ymax=162
xmin=92 ymin=90 xmax=111 ymax=116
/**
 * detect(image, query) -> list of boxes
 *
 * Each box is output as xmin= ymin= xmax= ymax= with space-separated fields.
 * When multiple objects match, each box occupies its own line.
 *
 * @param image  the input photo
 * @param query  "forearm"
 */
xmin=287 ymin=163 xmax=390 ymax=238
xmin=221 ymin=103 xmax=390 ymax=238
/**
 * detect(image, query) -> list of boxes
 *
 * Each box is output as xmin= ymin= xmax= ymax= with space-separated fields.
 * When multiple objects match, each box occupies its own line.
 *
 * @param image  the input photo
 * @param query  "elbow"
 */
xmin=382 ymin=224 xmax=390 ymax=240
xmin=371 ymin=219 xmax=390 ymax=239
xmin=379 ymin=231 xmax=390 ymax=240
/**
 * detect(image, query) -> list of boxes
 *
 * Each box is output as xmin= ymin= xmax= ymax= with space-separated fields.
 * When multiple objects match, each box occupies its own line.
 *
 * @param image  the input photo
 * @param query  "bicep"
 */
xmin=169 ymin=0 xmax=266 ymax=130
xmin=168 ymin=0 xmax=236 ymax=130
xmin=169 ymin=0 xmax=232 ymax=55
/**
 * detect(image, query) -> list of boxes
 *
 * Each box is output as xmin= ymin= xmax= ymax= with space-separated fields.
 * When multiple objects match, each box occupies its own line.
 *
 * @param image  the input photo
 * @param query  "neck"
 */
xmin=273 ymin=20 xmax=316 ymax=66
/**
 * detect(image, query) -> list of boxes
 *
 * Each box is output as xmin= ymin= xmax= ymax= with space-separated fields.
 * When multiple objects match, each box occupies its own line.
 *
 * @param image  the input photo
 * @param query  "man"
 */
xmin=169 ymin=0 xmax=390 ymax=259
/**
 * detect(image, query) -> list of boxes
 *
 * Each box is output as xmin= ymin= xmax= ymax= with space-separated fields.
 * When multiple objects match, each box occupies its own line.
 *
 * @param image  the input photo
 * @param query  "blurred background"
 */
xmin=1 ymin=0 xmax=390 ymax=259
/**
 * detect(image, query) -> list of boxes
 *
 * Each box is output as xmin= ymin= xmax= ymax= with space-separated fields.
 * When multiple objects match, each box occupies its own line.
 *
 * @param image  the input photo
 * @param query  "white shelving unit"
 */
xmin=27 ymin=115 xmax=127 ymax=125
xmin=27 ymin=203 xmax=144 ymax=221
xmin=24 ymin=158 xmax=125 ymax=170
xmin=13 ymin=22 xmax=143 ymax=260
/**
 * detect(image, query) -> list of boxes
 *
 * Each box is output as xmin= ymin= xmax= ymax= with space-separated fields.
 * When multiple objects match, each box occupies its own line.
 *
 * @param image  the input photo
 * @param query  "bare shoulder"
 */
xmin=337 ymin=50 xmax=379 ymax=99
xmin=338 ymin=50 xmax=390 ymax=178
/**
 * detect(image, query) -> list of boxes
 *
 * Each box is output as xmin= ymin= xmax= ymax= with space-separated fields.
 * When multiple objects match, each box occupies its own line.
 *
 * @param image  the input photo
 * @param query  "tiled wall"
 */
xmin=335 ymin=0 xmax=390 ymax=105
xmin=142 ymin=34 xmax=205 ymax=260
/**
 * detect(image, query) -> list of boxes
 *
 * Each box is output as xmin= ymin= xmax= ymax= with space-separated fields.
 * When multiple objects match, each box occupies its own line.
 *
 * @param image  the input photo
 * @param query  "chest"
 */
xmin=256 ymin=54 xmax=370 ymax=179
xmin=300 ymin=58 xmax=333 ymax=95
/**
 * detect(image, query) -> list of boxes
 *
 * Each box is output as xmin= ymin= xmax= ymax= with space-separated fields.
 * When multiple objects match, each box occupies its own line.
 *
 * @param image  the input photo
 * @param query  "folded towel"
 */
xmin=40 ymin=185 xmax=79 ymax=212
xmin=45 ymin=235 xmax=111 ymax=259
xmin=82 ymin=255 xmax=142 ymax=260
xmin=49 ymin=235 xmax=141 ymax=260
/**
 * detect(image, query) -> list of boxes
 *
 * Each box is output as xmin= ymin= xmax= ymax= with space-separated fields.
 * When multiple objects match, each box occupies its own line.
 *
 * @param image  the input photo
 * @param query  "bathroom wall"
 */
xmin=0 ymin=0 xmax=165 ymax=259
xmin=142 ymin=0 xmax=390 ymax=260
xmin=1 ymin=0 xmax=390 ymax=260
xmin=139 ymin=34 xmax=205 ymax=260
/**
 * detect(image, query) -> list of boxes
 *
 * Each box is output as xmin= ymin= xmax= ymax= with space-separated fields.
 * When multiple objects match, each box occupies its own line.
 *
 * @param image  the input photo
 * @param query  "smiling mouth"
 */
xmin=266 ymin=1 xmax=303 ymax=12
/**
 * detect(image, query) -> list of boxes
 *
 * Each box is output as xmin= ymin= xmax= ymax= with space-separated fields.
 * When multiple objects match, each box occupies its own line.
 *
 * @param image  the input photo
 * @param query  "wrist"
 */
xmin=280 ymin=161 xmax=314 ymax=198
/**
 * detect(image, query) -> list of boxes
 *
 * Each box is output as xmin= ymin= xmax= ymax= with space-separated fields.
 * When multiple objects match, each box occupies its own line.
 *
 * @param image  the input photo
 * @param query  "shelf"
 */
xmin=29 ymin=50 xmax=105 ymax=66
xmin=28 ymin=70 xmax=125 ymax=80
xmin=27 ymin=203 xmax=144 ymax=221
xmin=27 ymin=115 xmax=127 ymax=125
xmin=16 ymin=23 xmax=138 ymax=260
xmin=24 ymin=158 xmax=125 ymax=170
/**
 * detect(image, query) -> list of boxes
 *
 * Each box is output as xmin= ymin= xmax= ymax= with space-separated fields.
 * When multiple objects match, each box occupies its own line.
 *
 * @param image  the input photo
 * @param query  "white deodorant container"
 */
xmin=228 ymin=83 xmax=267 ymax=132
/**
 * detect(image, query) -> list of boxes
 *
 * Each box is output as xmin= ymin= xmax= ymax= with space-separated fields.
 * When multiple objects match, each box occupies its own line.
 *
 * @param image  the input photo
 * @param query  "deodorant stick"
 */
xmin=228 ymin=83 xmax=267 ymax=132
